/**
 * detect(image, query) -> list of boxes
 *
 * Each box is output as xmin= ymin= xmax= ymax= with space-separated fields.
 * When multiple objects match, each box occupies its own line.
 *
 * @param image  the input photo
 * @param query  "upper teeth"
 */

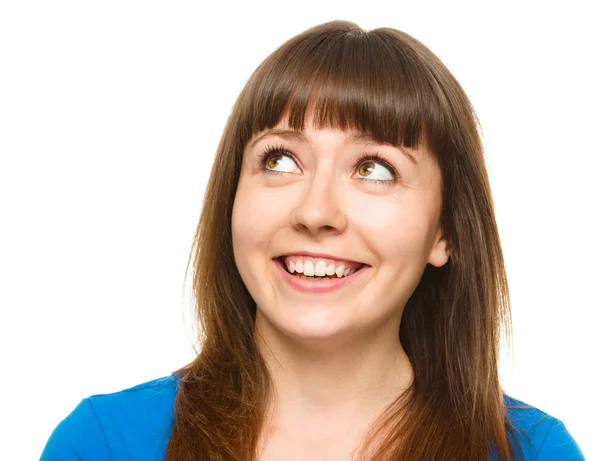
xmin=286 ymin=259 xmax=356 ymax=278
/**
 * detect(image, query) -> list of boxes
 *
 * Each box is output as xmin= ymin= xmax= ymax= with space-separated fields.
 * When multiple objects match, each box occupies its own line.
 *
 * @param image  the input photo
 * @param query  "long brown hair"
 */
xmin=165 ymin=21 xmax=527 ymax=460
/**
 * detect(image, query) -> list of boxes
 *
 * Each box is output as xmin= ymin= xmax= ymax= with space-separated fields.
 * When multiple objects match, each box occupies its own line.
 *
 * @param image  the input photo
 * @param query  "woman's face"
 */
xmin=232 ymin=115 xmax=450 ymax=344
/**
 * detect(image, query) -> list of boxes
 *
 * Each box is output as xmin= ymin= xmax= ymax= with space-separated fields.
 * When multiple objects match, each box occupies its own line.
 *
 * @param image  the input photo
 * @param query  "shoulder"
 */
xmin=40 ymin=374 xmax=179 ymax=461
xmin=502 ymin=394 xmax=585 ymax=460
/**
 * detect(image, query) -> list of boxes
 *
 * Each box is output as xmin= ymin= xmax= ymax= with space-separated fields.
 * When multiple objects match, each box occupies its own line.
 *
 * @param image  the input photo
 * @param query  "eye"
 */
xmin=355 ymin=154 xmax=398 ymax=183
xmin=257 ymin=145 xmax=300 ymax=175
xmin=265 ymin=152 xmax=296 ymax=173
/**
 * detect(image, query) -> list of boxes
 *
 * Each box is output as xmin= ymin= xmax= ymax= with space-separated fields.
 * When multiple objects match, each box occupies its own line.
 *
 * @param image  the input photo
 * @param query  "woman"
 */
xmin=40 ymin=21 xmax=585 ymax=461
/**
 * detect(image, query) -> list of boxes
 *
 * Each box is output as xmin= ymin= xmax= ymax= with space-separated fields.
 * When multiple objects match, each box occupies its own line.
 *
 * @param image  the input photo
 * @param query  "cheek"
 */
xmin=231 ymin=185 xmax=287 ymax=307
xmin=349 ymin=194 xmax=438 ymax=259
xmin=232 ymin=191 xmax=258 ymax=261
xmin=231 ymin=191 xmax=262 ymax=298
xmin=231 ymin=184 xmax=286 ymax=265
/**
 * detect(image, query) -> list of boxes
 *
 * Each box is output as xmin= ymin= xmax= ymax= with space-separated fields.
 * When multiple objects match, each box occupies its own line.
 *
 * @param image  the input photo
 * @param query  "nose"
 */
xmin=290 ymin=174 xmax=348 ymax=237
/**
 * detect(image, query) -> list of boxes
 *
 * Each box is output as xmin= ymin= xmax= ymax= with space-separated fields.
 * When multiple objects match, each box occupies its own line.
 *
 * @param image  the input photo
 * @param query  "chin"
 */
xmin=257 ymin=304 xmax=358 ymax=344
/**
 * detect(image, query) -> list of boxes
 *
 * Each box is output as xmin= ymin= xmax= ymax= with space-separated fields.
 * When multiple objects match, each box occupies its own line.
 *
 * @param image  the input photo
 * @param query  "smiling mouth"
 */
xmin=275 ymin=257 xmax=366 ymax=279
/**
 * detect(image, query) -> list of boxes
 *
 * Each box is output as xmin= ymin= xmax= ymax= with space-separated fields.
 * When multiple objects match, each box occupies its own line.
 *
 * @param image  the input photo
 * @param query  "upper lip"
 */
xmin=275 ymin=251 xmax=368 ymax=266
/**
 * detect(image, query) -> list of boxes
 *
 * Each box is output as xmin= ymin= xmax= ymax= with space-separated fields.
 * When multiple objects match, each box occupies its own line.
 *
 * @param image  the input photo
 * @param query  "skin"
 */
xmin=231 ymin=114 xmax=450 ymax=460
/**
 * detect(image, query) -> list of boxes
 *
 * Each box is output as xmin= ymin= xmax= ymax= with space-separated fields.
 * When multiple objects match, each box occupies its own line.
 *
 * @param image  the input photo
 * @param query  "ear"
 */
xmin=427 ymin=229 xmax=451 ymax=268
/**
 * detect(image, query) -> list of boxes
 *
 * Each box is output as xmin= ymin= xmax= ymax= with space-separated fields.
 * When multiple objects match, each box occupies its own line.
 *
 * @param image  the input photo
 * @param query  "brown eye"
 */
xmin=267 ymin=154 xmax=283 ymax=169
xmin=358 ymin=161 xmax=375 ymax=177
xmin=262 ymin=150 xmax=297 ymax=173
xmin=356 ymin=159 xmax=394 ymax=181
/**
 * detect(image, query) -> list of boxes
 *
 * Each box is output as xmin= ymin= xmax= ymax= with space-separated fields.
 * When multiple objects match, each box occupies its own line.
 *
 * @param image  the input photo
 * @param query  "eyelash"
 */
xmin=255 ymin=144 xmax=400 ymax=185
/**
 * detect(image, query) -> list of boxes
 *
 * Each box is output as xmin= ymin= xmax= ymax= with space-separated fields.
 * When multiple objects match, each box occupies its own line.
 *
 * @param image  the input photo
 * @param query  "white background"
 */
xmin=1 ymin=1 xmax=598 ymax=459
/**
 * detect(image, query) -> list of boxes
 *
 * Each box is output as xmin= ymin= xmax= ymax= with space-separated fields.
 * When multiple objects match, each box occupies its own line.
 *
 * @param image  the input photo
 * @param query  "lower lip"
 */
xmin=273 ymin=259 xmax=369 ymax=294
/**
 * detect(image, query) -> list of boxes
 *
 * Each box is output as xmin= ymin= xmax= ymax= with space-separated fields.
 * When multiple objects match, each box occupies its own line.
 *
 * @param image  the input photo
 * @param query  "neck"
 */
xmin=254 ymin=312 xmax=413 ymax=437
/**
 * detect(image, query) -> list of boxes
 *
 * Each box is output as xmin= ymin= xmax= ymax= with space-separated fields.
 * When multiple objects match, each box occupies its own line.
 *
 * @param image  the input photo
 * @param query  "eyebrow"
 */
xmin=249 ymin=129 xmax=418 ymax=164
xmin=347 ymin=133 xmax=418 ymax=164
xmin=249 ymin=129 xmax=309 ymax=149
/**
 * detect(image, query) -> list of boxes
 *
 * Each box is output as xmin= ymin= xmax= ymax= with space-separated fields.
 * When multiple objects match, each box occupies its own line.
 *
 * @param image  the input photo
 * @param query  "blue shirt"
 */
xmin=39 ymin=375 xmax=585 ymax=460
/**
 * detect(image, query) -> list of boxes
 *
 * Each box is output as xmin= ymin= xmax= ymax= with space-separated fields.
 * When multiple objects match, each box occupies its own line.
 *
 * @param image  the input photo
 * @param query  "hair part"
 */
xmin=166 ymin=20 xmax=527 ymax=461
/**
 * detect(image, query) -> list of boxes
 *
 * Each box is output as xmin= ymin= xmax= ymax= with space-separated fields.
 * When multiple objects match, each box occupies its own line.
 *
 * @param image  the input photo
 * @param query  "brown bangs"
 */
xmin=237 ymin=22 xmax=453 ymax=154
